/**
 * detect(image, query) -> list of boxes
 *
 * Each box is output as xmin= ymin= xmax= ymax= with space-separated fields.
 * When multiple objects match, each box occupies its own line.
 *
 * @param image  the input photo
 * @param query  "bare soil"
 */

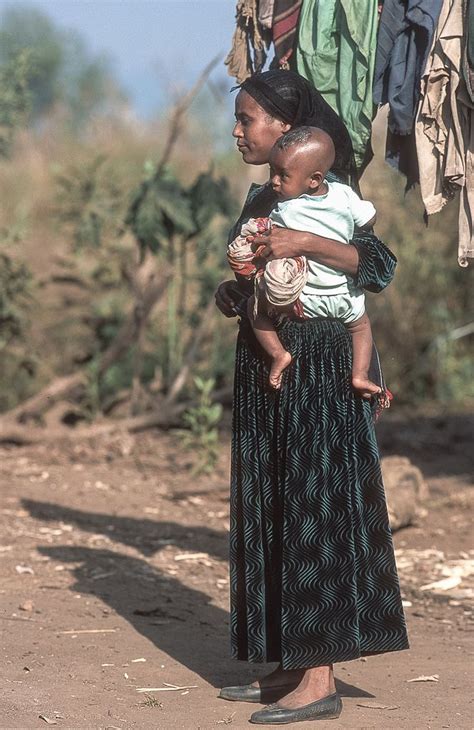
xmin=1 ymin=409 xmax=473 ymax=729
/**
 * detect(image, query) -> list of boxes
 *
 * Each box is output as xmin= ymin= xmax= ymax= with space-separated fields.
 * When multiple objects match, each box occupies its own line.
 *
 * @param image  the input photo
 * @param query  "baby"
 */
xmin=228 ymin=126 xmax=381 ymax=397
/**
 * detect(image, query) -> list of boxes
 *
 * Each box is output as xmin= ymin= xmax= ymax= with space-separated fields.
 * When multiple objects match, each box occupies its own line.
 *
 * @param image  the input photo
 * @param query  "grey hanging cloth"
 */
xmin=225 ymin=1 xmax=271 ymax=84
xmin=373 ymin=0 xmax=444 ymax=186
xmin=259 ymin=0 xmax=275 ymax=29
xmin=463 ymin=0 xmax=474 ymax=102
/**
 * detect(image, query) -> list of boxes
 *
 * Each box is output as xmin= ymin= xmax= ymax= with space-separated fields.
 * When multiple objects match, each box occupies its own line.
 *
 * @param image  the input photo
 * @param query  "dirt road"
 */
xmin=1 ymin=412 xmax=473 ymax=729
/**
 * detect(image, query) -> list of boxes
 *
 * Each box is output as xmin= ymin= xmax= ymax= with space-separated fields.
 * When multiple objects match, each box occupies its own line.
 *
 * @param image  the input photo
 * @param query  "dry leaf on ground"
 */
xmin=407 ymin=674 xmax=439 ymax=683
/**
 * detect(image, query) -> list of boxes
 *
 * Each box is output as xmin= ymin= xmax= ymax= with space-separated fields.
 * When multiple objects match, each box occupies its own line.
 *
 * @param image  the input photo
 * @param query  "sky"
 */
xmin=0 ymin=0 xmax=238 ymax=117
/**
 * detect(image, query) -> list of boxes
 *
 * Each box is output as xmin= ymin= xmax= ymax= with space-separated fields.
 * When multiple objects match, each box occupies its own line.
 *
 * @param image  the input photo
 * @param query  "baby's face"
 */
xmin=269 ymin=145 xmax=318 ymax=201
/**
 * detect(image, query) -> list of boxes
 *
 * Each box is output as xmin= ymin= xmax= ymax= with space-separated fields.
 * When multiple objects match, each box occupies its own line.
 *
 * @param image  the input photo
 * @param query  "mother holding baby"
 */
xmin=215 ymin=70 xmax=408 ymax=725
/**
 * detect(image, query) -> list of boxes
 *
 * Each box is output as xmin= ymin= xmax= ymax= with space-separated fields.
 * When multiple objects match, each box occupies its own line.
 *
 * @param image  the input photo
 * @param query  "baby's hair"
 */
xmin=274 ymin=125 xmax=336 ymax=175
xmin=275 ymin=126 xmax=314 ymax=151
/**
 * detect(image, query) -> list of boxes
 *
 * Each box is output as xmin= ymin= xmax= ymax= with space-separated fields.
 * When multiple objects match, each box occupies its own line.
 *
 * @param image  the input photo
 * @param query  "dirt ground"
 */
xmin=0 ymin=409 xmax=473 ymax=730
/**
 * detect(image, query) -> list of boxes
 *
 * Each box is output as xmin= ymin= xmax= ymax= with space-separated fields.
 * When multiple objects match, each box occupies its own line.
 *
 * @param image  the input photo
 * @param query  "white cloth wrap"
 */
xmin=227 ymin=234 xmax=254 ymax=266
xmin=263 ymin=256 xmax=308 ymax=306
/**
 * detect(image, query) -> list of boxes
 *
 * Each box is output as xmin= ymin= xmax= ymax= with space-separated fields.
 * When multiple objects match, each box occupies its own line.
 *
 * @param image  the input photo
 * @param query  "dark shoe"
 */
xmin=249 ymin=692 xmax=342 ymax=724
xmin=219 ymin=683 xmax=297 ymax=704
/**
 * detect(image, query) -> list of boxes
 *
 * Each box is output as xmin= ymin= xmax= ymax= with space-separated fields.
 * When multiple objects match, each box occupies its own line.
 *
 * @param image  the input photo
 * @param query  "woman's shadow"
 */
xmin=24 ymin=498 xmax=373 ymax=697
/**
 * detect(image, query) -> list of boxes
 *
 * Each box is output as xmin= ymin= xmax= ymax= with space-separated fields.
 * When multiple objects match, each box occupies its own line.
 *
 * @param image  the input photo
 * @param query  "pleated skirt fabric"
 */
xmin=230 ymin=317 xmax=409 ymax=670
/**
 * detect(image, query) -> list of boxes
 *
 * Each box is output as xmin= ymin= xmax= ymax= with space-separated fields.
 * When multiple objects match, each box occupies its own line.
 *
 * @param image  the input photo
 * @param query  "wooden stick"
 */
xmin=154 ymin=55 xmax=222 ymax=178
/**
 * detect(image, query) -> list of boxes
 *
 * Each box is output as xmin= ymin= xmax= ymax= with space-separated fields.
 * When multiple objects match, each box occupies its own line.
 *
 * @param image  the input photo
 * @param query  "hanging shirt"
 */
xmin=295 ymin=0 xmax=379 ymax=170
xmin=373 ymin=0 xmax=444 ymax=136
xmin=415 ymin=0 xmax=473 ymax=265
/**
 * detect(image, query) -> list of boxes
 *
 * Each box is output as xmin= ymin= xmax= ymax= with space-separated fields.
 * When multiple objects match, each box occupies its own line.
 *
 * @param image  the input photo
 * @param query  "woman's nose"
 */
xmin=232 ymin=121 xmax=243 ymax=138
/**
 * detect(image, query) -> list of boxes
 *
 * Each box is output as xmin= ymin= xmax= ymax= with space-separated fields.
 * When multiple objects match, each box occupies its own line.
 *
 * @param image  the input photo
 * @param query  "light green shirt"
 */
xmin=295 ymin=0 xmax=379 ymax=169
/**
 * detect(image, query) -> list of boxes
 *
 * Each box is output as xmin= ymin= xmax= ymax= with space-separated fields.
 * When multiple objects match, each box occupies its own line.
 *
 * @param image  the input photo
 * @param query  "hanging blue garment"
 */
xmin=373 ymin=0 xmax=444 ymax=136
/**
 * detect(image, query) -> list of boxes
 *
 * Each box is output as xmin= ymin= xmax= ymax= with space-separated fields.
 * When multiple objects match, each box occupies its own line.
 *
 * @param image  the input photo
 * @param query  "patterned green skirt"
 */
xmin=230 ymin=317 xmax=409 ymax=670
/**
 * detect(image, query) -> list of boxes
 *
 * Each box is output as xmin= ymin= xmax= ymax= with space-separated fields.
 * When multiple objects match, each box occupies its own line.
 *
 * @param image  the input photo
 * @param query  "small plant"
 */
xmin=139 ymin=694 xmax=163 ymax=708
xmin=180 ymin=377 xmax=223 ymax=475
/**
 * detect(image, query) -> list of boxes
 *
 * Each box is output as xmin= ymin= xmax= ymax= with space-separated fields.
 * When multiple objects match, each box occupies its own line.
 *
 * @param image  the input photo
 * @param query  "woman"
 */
xmin=215 ymin=70 xmax=408 ymax=725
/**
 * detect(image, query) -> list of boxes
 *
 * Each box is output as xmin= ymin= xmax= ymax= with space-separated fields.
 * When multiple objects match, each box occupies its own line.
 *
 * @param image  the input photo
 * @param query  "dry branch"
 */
xmin=0 ymin=385 xmax=233 ymax=445
xmin=98 ymin=260 xmax=171 ymax=377
xmin=155 ymin=55 xmax=222 ymax=177
xmin=5 ymin=373 xmax=88 ymax=425
xmin=165 ymin=297 xmax=217 ymax=403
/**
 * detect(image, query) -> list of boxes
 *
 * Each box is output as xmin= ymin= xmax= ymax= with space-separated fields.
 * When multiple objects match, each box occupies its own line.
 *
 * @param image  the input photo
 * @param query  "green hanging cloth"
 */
xmin=295 ymin=0 xmax=379 ymax=170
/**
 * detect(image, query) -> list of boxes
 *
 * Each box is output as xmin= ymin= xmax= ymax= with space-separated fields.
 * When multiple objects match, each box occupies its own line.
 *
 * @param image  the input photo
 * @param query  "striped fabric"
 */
xmin=273 ymin=0 xmax=303 ymax=65
xmin=231 ymin=317 xmax=409 ymax=668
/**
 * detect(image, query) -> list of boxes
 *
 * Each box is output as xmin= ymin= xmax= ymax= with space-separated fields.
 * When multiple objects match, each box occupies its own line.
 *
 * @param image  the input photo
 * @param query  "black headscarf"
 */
xmin=238 ymin=70 xmax=357 ymax=186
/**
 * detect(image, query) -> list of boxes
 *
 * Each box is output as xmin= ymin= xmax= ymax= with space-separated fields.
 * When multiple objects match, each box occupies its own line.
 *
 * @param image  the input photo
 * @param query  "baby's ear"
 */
xmin=309 ymin=171 xmax=323 ymax=189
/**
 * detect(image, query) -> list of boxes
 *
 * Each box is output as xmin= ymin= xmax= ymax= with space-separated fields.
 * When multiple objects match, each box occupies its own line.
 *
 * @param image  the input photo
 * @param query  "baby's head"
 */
xmin=269 ymin=126 xmax=336 ymax=201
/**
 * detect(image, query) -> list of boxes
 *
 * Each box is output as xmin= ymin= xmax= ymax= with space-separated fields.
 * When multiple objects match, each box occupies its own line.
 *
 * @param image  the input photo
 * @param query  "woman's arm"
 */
xmin=251 ymin=228 xmax=396 ymax=292
xmin=351 ymin=231 xmax=397 ymax=292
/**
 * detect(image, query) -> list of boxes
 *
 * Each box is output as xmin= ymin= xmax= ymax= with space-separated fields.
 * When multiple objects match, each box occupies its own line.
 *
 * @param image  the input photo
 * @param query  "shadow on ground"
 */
xmin=25 ymin=499 xmax=374 ymax=697
xmin=22 ymin=499 xmax=228 ymax=559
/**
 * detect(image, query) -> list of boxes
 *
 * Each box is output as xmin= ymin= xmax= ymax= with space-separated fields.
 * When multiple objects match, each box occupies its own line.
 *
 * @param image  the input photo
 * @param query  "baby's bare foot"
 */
xmin=352 ymin=375 xmax=381 ymax=399
xmin=269 ymin=351 xmax=293 ymax=389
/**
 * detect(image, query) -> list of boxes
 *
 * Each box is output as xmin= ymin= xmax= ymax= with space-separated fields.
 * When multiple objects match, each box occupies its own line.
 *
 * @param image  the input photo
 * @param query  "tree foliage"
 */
xmin=0 ymin=49 xmax=31 ymax=157
xmin=125 ymin=167 xmax=235 ymax=258
xmin=55 ymin=154 xmax=124 ymax=251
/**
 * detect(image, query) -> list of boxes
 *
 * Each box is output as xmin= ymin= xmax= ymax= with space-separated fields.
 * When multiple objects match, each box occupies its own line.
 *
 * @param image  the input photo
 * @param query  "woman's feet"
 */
xmin=251 ymin=666 xmax=304 ymax=691
xmin=271 ymin=665 xmax=335 ymax=709
xmin=219 ymin=666 xmax=304 ymax=704
xmin=269 ymin=350 xmax=293 ymax=389
xmin=249 ymin=666 xmax=340 ymax=724
xmin=220 ymin=665 xmax=335 ymax=707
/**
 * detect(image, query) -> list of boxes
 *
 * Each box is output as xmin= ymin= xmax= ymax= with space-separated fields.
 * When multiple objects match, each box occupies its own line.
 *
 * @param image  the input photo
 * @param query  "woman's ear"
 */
xmin=280 ymin=121 xmax=291 ymax=134
xmin=309 ymin=171 xmax=323 ymax=189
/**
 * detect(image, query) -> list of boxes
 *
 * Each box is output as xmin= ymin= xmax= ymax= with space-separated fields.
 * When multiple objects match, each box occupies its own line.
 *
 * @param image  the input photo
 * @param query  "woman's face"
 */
xmin=233 ymin=90 xmax=291 ymax=165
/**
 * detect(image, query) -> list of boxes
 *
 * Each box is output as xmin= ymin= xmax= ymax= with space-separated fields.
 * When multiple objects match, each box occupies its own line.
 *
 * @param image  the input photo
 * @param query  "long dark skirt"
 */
xmin=230 ymin=317 xmax=409 ymax=670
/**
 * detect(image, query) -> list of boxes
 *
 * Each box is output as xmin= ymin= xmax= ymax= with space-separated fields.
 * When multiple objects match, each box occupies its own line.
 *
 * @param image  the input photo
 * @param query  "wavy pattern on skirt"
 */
xmin=230 ymin=317 xmax=409 ymax=669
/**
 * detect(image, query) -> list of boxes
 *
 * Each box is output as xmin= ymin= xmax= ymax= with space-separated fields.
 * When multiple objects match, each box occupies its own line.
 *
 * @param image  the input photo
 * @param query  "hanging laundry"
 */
xmin=463 ymin=0 xmax=474 ymax=102
xmin=225 ymin=1 xmax=270 ymax=84
xmin=272 ymin=0 xmax=303 ymax=68
xmin=458 ymin=87 xmax=473 ymax=265
xmin=373 ymin=0 xmax=443 ymax=186
xmin=415 ymin=0 xmax=473 ymax=266
xmin=295 ymin=0 xmax=379 ymax=170
xmin=374 ymin=0 xmax=444 ymax=135
xmin=259 ymin=0 xmax=275 ymax=29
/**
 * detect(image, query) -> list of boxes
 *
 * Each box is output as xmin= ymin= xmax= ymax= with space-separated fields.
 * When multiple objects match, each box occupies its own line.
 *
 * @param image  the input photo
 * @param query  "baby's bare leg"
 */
xmin=346 ymin=313 xmax=381 ymax=398
xmin=247 ymin=296 xmax=292 ymax=389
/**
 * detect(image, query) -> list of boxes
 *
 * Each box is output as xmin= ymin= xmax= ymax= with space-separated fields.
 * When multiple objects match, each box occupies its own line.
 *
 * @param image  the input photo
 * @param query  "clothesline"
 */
xmin=225 ymin=0 xmax=473 ymax=267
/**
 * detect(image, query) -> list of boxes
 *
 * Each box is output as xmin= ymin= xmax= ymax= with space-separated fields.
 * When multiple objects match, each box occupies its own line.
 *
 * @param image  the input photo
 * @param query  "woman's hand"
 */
xmin=215 ymin=280 xmax=242 ymax=317
xmin=251 ymin=227 xmax=359 ymax=277
xmin=250 ymin=228 xmax=308 ymax=260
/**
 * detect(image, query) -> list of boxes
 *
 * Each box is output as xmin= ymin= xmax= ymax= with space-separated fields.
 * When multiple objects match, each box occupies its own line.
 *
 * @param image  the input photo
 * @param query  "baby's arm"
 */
xmin=359 ymin=213 xmax=377 ymax=231
xmin=347 ymin=188 xmax=377 ymax=232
